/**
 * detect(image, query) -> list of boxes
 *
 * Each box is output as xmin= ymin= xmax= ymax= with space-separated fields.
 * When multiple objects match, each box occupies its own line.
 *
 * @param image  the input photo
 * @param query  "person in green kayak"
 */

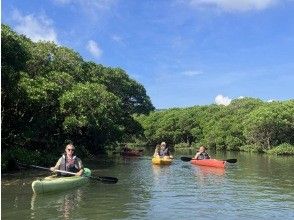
xmin=194 ymin=146 xmax=210 ymax=160
xmin=154 ymin=142 xmax=173 ymax=157
xmin=50 ymin=143 xmax=84 ymax=176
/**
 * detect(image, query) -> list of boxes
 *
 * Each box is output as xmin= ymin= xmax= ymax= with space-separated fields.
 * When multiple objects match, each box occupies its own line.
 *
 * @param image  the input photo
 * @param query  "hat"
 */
xmin=160 ymin=142 xmax=166 ymax=146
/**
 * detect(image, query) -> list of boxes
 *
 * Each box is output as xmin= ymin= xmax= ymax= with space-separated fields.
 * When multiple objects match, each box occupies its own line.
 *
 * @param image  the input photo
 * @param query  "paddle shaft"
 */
xmin=19 ymin=163 xmax=118 ymax=183
xmin=29 ymin=164 xmax=78 ymax=175
xmin=181 ymin=157 xmax=237 ymax=163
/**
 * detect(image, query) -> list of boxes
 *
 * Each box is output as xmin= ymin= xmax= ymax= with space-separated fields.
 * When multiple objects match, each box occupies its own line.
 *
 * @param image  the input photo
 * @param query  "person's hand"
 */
xmin=50 ymin=167 xmax=55 ymax=172
xmin=75 ymin=169 xmax=83 ymax=176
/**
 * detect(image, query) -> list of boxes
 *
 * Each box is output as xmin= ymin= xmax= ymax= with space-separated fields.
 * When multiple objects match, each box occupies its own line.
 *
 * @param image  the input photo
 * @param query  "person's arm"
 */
xmin=169 ymin=151 xmax=173 ymax=159
xmin=194 ymin=152 xmax=200 ymax=159
xmin=163 ymin=148 xmax=169 ymax=155
xmin=50 ymin=158 xmax=61 ymax=171
xmin=76 ymin=158 xmax=84 ymax=176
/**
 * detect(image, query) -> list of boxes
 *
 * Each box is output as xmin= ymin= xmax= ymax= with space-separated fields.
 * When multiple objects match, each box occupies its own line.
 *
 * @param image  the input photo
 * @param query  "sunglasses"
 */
xmin=67 ymin=148 xmax=75 ymax=151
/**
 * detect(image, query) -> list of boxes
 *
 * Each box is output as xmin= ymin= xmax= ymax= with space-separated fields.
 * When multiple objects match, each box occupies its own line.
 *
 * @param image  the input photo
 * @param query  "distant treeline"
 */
xmin=135 ymin=98 xmax=294 ymax=155
xmin=1 ymin=24 xmax=154 ymax=170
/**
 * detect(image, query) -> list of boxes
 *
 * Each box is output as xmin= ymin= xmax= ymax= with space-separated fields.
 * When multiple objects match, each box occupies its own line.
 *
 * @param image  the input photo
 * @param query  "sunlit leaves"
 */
xmin=244 ymin=101 xmax=294 ymax=149
xmin=136 ymin=98 xmax=294 ymax=151
xmin=60 ymin=82 xmax=123 ymax=132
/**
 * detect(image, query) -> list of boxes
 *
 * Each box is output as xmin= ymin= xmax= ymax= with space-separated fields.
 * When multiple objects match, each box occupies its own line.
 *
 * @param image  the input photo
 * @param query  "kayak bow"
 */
xmin=152 ymin=156 xmax=173 ymax=165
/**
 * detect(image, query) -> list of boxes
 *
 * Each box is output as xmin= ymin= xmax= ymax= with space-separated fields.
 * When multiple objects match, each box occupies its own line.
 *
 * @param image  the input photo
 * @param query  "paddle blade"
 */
xmin=91 ymin=176 xmax=118 ymax=184
xmin=225 ymin=159 xmax=237 ymax=163
xmin=181 ymin=157 xmax=193 ymax=162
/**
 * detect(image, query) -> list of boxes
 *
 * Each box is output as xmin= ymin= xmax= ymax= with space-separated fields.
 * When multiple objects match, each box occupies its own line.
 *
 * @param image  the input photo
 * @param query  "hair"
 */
xmin=65 ymin=144 xmax=75 ymax=151
xmin=64 ymin=139 xmax=73 ymax=144
xmin=200 ymin=146 xmax=206 ymax=150
xmin=66 ymin=143 xmax=74 ymax=148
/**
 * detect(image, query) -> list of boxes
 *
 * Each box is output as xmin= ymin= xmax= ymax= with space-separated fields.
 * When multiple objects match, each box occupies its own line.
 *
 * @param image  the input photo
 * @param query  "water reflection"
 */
xmin=192 ymin=165 xmax=226 ymax=187
xmin=197 ymin=166 xmax=225 ymax=176
xmin=30 ymin=189 xmax=83 ymax=220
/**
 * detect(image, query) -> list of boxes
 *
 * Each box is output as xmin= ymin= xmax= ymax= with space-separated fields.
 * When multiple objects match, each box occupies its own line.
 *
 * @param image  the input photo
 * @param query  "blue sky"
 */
xmin=2 ymin=0 xmax=294 ymax=109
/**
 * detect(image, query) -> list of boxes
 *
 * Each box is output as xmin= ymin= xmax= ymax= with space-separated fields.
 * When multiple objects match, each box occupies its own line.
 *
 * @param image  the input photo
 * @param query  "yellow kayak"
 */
xmin=152 ymin=156 xmax=173 ymax=165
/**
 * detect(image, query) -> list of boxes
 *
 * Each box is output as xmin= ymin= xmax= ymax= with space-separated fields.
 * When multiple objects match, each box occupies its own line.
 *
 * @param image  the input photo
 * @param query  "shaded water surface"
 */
xmin=2 ymin=152 xmax=294 ymax=219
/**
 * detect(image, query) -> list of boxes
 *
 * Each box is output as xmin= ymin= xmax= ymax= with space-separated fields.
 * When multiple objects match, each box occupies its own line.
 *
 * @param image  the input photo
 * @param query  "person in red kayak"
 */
xmin=194 ymin=146 xmax=210 ymax=160
xmin=50 ymin=143 xmax=84 ymax=176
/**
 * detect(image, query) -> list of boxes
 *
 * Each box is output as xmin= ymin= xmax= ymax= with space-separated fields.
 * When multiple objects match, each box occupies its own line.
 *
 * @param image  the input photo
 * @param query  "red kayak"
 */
xmin=191 ymin=159 xmax=226 ymax=168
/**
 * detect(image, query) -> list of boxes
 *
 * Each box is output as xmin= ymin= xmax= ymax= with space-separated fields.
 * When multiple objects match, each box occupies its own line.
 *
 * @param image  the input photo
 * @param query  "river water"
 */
xmin=1 ymin=151 xmax=294 ymax=219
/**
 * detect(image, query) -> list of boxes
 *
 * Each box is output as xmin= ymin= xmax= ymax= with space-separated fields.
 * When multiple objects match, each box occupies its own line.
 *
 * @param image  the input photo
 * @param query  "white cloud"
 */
xmin=53 ymin=0 xmax=72 ymax=4
xmin=238 ymin=96 xmax=245 ymax=99
xmin=111 ymin=35 xmax=122 ymax=43
xmin=53 ymin=0 xmax=117 ymax=20
xmin=188 ymin=0 xmax=277 ymax=11
xmin=12 ymin=9 xmax=58 ymax=43
xmin=182 ymin=70 xmax=203 ymax=76
xmin=267 ymin=99 xmax=275 ymax=102
xmin=54 ymin=0 xmax=116 ymax=10
xmin=87 ymin=40 xmax=103 ymax=59
xmin=81 ymin=0 xmax=116 ymax=10
xmin=215 ymin=94 xmax=231 ymax=106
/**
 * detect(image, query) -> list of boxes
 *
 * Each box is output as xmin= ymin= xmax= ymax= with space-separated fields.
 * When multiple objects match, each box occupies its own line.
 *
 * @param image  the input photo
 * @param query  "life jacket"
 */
xmin=197 ymin=152 xmax=210 ymax=160
xmin=159 ymin=147 xmax=169 ymax=156
xmin=58 ymin=154 xmax=80 ymax=176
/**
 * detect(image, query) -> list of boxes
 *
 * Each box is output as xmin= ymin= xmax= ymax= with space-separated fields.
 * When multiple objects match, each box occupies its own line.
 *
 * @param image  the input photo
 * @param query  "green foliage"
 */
xmin=239 ymin=144 xmax=264 ymax=153
xmin=267 ymin=143 xmax=294 ymax=155
xmin=60 ymin=82 xmax=123 ymax=132
xmin=1 ymin=24 xmax=32 ymax=149
xmin=25 ymin=41 xmax=83 ymax=77
xmin=1 ymin=24 xmax=154 ymax=170
xmin=1 ymin=146 xmax=58 ymax=172
xmin=226 ymin=136 xmax=243 ymax=151
xmin=244 ymin=101 xmax=294 ymax=149
xmin=81 ymin=64 xmax=155 ymax=115
xmin=174 ymin=142 xmax=190 ymax=148
xmin=135 ymin=98 xmax=293 ymax=153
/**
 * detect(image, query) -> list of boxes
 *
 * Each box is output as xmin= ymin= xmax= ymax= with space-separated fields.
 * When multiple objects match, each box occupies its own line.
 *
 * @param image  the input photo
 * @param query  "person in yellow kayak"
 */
xmin=50 ymin=143 xmax=84 ymax=176
xmin=194 ymin=146 xmax=210 ymax=160
xmin=154 ymin=142 xmax=173 ymax=158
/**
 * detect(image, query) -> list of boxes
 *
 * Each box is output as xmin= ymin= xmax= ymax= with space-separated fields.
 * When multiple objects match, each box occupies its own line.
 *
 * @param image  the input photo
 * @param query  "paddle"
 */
xmin=180 ymin=157 xmax=237 ymax=163
xmin=18 ymin=163 xmax=118 ymax=184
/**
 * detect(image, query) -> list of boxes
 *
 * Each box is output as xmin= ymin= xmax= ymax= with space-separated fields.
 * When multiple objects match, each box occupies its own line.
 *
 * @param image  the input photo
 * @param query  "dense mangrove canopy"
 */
xmin=135 ymin=98 xmax=294 ymax=153
xmin=1 ymin=24 xmax=154 ymax=169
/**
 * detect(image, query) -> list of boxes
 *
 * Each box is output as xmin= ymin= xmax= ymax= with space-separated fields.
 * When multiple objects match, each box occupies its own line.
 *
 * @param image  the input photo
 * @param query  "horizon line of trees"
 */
xmin=135 ymin=98 xmax=294 ymax=153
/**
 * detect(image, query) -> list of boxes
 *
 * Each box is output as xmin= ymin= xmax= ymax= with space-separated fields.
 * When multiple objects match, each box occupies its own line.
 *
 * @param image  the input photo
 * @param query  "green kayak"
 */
xmin=32 ymin=168 xmax=91 ymax=194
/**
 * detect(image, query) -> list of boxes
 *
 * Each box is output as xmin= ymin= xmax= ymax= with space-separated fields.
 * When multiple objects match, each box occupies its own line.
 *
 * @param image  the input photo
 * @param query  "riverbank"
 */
xmin=2 ymin=142 xmax=293 ymax=173
xmin=174 ymin=142 xmax=294 ymax=155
